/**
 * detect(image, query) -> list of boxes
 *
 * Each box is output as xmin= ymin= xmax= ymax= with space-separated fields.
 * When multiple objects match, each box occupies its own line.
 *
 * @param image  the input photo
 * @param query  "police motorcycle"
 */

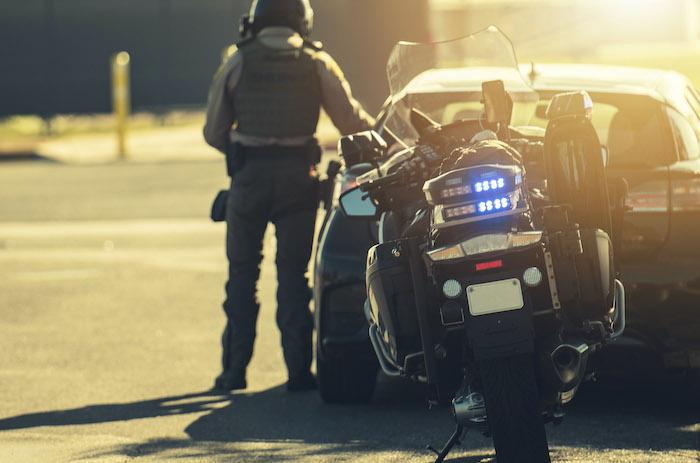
xmin=337 ymin=27 xmax=626 ymax=463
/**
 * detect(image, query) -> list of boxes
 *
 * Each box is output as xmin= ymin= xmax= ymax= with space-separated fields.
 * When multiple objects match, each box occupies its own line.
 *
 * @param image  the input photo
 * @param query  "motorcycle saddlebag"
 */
xmin=366 ymin=240 xmax=423 ymax=367
xmin=555 ymin=228 xmax=615 ymax=321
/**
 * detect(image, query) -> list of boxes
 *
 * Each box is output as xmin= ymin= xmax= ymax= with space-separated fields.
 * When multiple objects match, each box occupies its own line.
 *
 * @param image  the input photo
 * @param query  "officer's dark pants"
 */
xmin=221 ymin=149 xmax=318 ymax=380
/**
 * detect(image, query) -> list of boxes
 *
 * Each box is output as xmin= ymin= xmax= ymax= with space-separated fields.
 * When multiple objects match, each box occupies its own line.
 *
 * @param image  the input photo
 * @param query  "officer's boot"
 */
xmin=213 ymin=321 xmax=248 ymax=392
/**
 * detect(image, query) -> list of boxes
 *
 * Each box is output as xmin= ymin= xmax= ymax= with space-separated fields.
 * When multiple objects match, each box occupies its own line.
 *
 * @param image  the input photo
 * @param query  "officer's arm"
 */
xmin=203 ymin=52 xmax=243 ymax=153
xmin=315 ymin=52 xmax=376 ymax=136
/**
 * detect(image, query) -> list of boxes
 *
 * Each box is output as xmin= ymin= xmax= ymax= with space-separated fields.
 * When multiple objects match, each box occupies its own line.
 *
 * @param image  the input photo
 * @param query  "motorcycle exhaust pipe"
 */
xmin=452 ymin=390 xmax=487 ymax=427
xmin=551 ymin=342 xmax=589 ymax=386
xmin=539 ymin=340 xmax=590 ymax=405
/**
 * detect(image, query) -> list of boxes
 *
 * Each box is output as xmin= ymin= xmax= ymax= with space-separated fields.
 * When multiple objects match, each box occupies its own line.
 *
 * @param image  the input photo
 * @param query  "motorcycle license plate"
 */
xmin=467 ymin=278 xmax=524 ymax=316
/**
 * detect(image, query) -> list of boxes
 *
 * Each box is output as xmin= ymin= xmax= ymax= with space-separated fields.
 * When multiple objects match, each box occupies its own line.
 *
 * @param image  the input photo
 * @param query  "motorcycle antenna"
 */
xmin=528 ymin=61 xmax=538 ymax=83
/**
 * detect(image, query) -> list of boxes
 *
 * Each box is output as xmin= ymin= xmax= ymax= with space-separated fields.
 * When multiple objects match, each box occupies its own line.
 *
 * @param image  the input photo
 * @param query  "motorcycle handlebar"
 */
xmin=359 ymin=170 xmax=404 ymax=191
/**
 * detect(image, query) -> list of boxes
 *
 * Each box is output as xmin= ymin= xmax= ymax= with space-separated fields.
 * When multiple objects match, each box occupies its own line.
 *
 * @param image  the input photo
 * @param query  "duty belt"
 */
xmin=239 ymin=144 xmax=313 ymax=158
xmin=225 ymin=141 xmax=322 ymax=177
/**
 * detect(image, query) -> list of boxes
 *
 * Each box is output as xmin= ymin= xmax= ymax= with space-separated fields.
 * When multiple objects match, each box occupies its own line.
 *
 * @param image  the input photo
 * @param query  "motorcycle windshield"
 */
xmin=383 ymin=26 xmax=539 ymax=141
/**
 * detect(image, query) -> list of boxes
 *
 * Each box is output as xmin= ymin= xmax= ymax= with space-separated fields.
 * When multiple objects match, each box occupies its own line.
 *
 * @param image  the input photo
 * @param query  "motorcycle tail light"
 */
xmin=426 ymin=231 xmax=542 ymax=262
xmin=475 ymin=259 xmax=503 ymax=271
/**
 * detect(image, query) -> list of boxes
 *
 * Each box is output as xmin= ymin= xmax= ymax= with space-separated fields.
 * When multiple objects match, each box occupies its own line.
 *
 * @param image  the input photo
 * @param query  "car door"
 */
xmin=602 ymin=97 xmax=673 ymax=281
xmin=535 ymin=91 xmax=674 ymax=270
xmin=661 ymin=88 xmax=700 ymax=289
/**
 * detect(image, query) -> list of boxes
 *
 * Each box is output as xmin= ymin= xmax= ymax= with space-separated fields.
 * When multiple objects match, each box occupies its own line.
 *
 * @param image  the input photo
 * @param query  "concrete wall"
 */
xmin=0 ymin=0 xmax=429 ymax=117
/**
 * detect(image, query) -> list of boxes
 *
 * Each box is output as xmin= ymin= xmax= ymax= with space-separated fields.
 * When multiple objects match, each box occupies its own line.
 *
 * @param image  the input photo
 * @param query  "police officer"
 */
xmin=204 ymin=0 xmax=374 ymax=392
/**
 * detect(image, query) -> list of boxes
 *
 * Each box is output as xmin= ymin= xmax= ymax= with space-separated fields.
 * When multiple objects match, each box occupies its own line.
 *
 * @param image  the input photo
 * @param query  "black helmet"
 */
xmin=241 ymin=0 xmax=314 ymax=38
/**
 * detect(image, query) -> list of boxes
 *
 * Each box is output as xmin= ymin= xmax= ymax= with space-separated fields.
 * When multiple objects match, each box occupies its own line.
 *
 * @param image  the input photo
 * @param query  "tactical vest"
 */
xmin=233 ymin=38 xmax=322 ymax=138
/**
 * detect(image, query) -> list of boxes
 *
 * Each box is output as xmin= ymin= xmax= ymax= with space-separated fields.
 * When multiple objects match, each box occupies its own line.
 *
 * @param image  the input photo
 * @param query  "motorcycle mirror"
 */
xmin=339 ymin=187 xmax=378 ymax=219
xmin=338 ymin=130 xmax=387 ymax=167
xmin=482 ymin=80 xmax=513 ymax=125
xmin=410 ymin=108 xmax=440 ymax=138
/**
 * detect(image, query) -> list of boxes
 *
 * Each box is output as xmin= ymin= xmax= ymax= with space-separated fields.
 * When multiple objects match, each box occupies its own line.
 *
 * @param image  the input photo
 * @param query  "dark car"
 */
xmin=314 ymin=63 xmax=700 ymax=402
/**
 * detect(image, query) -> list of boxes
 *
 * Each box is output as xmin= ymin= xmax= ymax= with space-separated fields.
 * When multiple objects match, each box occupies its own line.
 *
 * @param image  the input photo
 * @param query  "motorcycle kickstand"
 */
xmin=426 ymin=423 xmax=464 ymax=463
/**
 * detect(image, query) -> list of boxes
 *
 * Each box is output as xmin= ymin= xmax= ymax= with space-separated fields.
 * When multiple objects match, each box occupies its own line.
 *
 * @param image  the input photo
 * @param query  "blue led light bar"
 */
xmin=423 ymin=165 xmax=524 ymax=207
xmin=477 ymin=196 xmax=510 ymax=214
xmin=474 ymin=177 xmax=506 ymax=193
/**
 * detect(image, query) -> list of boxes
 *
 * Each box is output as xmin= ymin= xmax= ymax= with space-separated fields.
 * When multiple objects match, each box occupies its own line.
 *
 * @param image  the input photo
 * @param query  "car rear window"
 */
xmin=667 ymin=107 xmax=700 ymax=160
xmin=532 ymin=93 xmax=670 ymax=167
xmin=384 ymin=91 xmax=672 ymax=167
xmin=384 ymin=91 xmax=537 ymax=143
xmin=685 ymin=87 xmax=700 ymax=119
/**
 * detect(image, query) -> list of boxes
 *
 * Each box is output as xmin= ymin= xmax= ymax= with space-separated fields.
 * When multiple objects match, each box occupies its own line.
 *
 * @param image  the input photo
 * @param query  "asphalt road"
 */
xmin=0 ymin=159 xmax=698 ymax=463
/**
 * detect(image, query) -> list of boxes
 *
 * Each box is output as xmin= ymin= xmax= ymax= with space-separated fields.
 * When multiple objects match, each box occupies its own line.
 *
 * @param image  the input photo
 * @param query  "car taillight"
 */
xmin=672 ymin=178 xmax=700 ymax=211
xmin=625 ymin=180 xmax=668 ymax=212
xmin=624 ymin=178 xmax=700 ymax=212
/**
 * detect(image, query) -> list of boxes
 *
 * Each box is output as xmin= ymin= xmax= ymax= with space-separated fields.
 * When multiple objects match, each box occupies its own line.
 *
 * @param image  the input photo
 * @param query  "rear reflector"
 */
xmin=475 ymin=259 xmax=503 ymax=271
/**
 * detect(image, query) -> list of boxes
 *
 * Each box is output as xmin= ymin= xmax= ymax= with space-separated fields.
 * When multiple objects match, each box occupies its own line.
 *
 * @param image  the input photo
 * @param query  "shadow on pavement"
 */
xmin=0 ymin=377 xmax=696 ymax=461
xmin=547 ymin=380 xmax=700 ymax=453
xmin=0 ymin=391 xmax=231 ymax=430
xmin=0 ymin=151 xmax=46 ymax=162
xmin=0 ymin=378 xmax=494 ymax=461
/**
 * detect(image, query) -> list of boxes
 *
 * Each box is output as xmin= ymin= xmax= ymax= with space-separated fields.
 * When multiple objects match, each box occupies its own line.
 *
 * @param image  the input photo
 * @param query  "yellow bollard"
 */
xmin=111 ymin=51 xmax=131 ymax=160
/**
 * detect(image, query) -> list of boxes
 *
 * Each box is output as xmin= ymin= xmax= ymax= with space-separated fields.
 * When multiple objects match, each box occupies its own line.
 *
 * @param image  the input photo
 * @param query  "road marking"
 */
xmin=14 ymin=269 xmax=101 ymax=281
xmin=0 ymin=219 xmax=223 ymax=239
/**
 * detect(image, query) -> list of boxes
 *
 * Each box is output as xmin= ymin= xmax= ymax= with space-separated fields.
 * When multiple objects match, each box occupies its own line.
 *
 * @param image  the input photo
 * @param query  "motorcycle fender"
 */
xmin=466 ymin=306 xmax=535 ymax=360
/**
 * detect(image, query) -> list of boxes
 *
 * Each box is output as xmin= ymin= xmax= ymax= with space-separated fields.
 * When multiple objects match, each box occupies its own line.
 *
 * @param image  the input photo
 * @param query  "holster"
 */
xmin=319 ymin=160 xmax=341 ymax=210
xmin=225 ymin=141 xmax=246 ymax=177
xmin=306 ymin=139 xmax=322 ymax=166
xmin=210 ymin=190 xmax=228 ymax=222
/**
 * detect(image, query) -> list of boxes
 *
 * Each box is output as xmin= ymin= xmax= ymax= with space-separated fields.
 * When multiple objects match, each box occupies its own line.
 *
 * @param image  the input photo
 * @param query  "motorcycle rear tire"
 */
xmin=317 ymin=343 xmax=378 ymax=404
xmin=479 ymin=353 xmax=551 ymax=463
